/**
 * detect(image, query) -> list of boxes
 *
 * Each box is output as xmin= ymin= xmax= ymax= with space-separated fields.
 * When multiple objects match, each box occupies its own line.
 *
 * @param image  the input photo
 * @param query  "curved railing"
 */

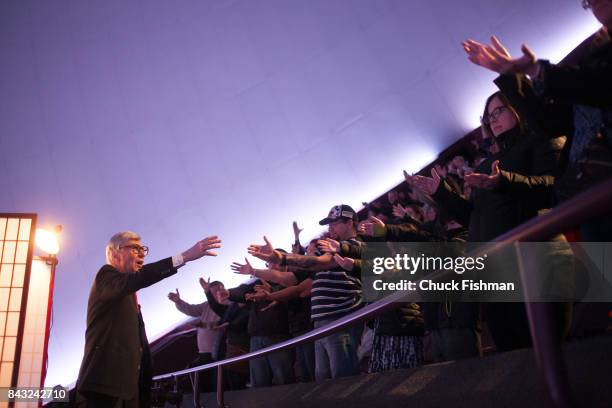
xmin=153 ymin=177 xmax=612 ymax=408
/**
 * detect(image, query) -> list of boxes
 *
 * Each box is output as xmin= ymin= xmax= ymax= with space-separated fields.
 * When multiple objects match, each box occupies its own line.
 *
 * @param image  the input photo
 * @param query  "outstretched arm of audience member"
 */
xmin=232 ymin=259 xmax=298 ymax=286
xmin=463 ymin=35 xmax=612 ymax=107
xmin=248 ymin=236 xmax=338 ymax=271
xmin=464 ymin=160 xmax=501 ymax=190
xmin=292 ymin=221 xmax=305 ymax=254
xmin=252 ymin=279 xmax=312 ymax=302
xmin=529 ymin=60 xmax=612 ymax=107
xmin=316 ymin=237 xmax=363 ymax=259
xmin=462 ymin=36 xmax=538 ymax=76
xmin=168 ymin=288 xmax=204 ymax=317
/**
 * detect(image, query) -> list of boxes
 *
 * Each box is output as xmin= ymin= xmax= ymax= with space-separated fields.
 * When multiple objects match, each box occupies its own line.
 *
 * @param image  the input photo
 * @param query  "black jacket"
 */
xmin=493 ymin=32 xmax=612 ymax=202
xmin=205 ymin=291 xmax=250 ymax=350
xmin=229 ymin=281 xmax=290 ymax=339
xmin=77 ymin=258 xmax=177 ymax=403
xmin=433 ymin=129 xmax=565 ymax=241
xmin=373 ymin=303 xmax=425 ymax=337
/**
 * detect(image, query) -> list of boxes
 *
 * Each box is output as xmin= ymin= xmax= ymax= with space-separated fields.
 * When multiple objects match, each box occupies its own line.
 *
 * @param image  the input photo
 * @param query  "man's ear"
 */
xmin=108 ymin=248 xmax=120 ymax=267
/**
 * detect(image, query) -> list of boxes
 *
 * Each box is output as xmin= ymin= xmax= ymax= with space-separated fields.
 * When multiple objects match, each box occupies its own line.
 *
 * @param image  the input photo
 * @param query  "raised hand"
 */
xmin=317 ymin=237 xmax=341 ymax=254
xmin=462 ymin=36 xmax=538 ymax=76
xmin=333 ymin=254 xmax=355 ymax=272
xmin=392 ymin=203 xmax=406 ymax=218
xmin=182 ymin=235 xmax=222 ymax=263
xmin=246 ymin=288 xmax=270 ymax=302
xmin=398 ymin=302 xmax=424 ymax=325
xmin=403 ymin=170 xmax=412 ymax=184
xmin=199 ymin=277 xmax=211 ymax=292
xmin=410 ymin=168 xmax=441 ymax=196
xmin=258 ymin=279 xmax=272 ymax=291
xmin=247 ymin=236 xmax=282 ymax=264
xmin=167 ymin=288 xmax=181 ymax=303
xmin=463 ymin=160 xmax=500 ymax=190
xmin=358 ymin=215 xmax=386 ymax=237
xmin=292 ymin=221 xmax=303 ymax=239
xmin=231 ymin=258 xmax=254 ymax=275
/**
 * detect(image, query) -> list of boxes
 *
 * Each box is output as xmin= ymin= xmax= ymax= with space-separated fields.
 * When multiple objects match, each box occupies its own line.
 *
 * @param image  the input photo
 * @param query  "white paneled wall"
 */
xmin=0 ymin=0 xmax=601 ymax=388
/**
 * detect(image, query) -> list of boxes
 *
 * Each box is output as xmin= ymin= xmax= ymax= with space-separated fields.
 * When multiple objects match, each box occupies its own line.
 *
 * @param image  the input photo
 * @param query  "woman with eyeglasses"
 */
xmin=462 ymin=1 xmax=612 ymax=243
xmin=410 ymin=89 xmax=570 ymax=351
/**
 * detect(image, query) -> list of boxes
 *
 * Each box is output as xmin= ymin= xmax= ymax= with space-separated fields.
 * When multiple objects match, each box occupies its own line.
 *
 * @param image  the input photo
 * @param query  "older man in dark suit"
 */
xmin=76 ymin=231 xmax=221 ymax=408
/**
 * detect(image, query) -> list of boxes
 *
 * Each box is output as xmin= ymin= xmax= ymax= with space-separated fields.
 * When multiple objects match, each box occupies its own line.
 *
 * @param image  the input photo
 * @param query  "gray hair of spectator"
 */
xmin=105 ymin=231 xmax=141 ymax=264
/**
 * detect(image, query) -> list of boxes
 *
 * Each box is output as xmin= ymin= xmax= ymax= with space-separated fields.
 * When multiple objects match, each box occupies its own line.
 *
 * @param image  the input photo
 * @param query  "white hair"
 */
xmin=105 ymin=231 xmax=141 ymax=264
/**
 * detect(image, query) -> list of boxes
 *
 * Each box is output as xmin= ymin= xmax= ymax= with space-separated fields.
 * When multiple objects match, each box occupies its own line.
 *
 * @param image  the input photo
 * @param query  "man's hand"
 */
xmin=333 ymin=254 xmax=355 ymax=272
xmin=247 ymin=236 xmax=282 ymax=264
xmin=246 ymin=289 xmax=270 ymax=302
xmin=199 ymin=277 xmax=211 ymax=292
xmin=398 ymin=303 xmax=424 ymax=325
xmin=392 ymin=203 xmax=407 ymax=218
xmin=231 ymin=258 xmax=255 ymax=275
xmin=358 ymin=215 xmax=386 ymax=238
xmin=409 ymin=168 xmax=441 ymax=196
xmin=462 ymin=36 xmax=538 ymax=76
xmin=292 ymin=221 xmax=303 ymax=239
xmin=182 ymin=236 xmax=222 ymax=263
xmin=167 ymin=288 xmax=181 ymax=303
xmin=463 ymin=160 xmax=500 ymax=190
xmin=257 ymin=279 xmax=272 ymax=291
xmin=317 ymin=238 xmax=341 ymax=254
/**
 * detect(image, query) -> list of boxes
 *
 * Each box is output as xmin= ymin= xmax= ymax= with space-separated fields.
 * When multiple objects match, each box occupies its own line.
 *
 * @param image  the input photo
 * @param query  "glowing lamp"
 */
xmin=35 ymin=226 xmax=61 ymax=255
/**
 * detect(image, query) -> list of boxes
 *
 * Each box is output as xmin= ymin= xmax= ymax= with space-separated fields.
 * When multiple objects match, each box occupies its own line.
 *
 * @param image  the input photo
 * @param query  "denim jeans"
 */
xmin=313 ymin=318 xmax=362 ymax=381
xmin=249 ymin=336 xmax=295 ymax=387
xmin=295 ymin=341 xmax=315 ymax=382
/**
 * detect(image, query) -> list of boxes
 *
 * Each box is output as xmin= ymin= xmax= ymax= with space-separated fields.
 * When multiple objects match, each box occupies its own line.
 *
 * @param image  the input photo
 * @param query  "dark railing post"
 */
xmin=216 ymin=364 xmax=225 ymax=408
xmin=173 ymin=376 xmax=182 ymax=408
xmin=192 ymin=370 xmax=201 ymax=408
xmin=515 ymin=244 xmax=573 ymax=408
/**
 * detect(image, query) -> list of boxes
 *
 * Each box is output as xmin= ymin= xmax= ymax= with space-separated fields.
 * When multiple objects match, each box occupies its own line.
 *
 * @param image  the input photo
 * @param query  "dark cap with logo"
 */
xmin=319 ymin=204 xmax=357 ymax=225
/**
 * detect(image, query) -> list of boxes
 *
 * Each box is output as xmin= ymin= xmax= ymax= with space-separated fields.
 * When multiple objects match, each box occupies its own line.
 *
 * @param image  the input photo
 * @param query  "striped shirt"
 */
xmin=294 ymin=239 xmax=363 ymax=321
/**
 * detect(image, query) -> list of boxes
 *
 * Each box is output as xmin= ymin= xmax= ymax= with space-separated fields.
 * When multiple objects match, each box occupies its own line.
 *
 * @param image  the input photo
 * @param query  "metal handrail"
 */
xmin=153 ymin=176 xmax=612 ymax=407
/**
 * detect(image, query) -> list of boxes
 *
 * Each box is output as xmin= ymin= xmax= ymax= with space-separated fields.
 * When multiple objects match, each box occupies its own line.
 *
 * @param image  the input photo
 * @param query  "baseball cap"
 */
xmin=319 ymin=204 xmax=357 ymax=225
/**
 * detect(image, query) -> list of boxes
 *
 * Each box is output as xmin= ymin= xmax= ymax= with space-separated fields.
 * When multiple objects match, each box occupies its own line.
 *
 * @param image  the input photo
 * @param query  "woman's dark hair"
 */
xmin=481 ymin=91 xmax=525 ymax=137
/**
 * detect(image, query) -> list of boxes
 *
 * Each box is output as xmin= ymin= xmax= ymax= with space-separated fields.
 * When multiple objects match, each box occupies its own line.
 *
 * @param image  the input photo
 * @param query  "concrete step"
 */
xmin=183 ymin=333 xmax=612 ymax=408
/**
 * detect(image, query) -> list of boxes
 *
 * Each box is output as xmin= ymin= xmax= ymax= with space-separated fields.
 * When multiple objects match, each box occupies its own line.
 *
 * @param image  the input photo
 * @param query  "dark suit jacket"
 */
xmin=76 ymin=258 xmax=177 ymax=401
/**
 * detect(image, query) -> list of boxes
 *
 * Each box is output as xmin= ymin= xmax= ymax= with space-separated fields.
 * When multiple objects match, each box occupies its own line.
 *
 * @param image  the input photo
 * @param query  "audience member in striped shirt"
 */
xmin=246 ymin=204 xmax=364 ymax=381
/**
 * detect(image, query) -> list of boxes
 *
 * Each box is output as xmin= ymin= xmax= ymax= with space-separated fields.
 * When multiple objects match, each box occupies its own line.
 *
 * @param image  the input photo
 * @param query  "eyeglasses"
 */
xmin=482 ymin=106 xmax=507 ymax=125
xmin=120 ymin=244 xmax=149 ymax=255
